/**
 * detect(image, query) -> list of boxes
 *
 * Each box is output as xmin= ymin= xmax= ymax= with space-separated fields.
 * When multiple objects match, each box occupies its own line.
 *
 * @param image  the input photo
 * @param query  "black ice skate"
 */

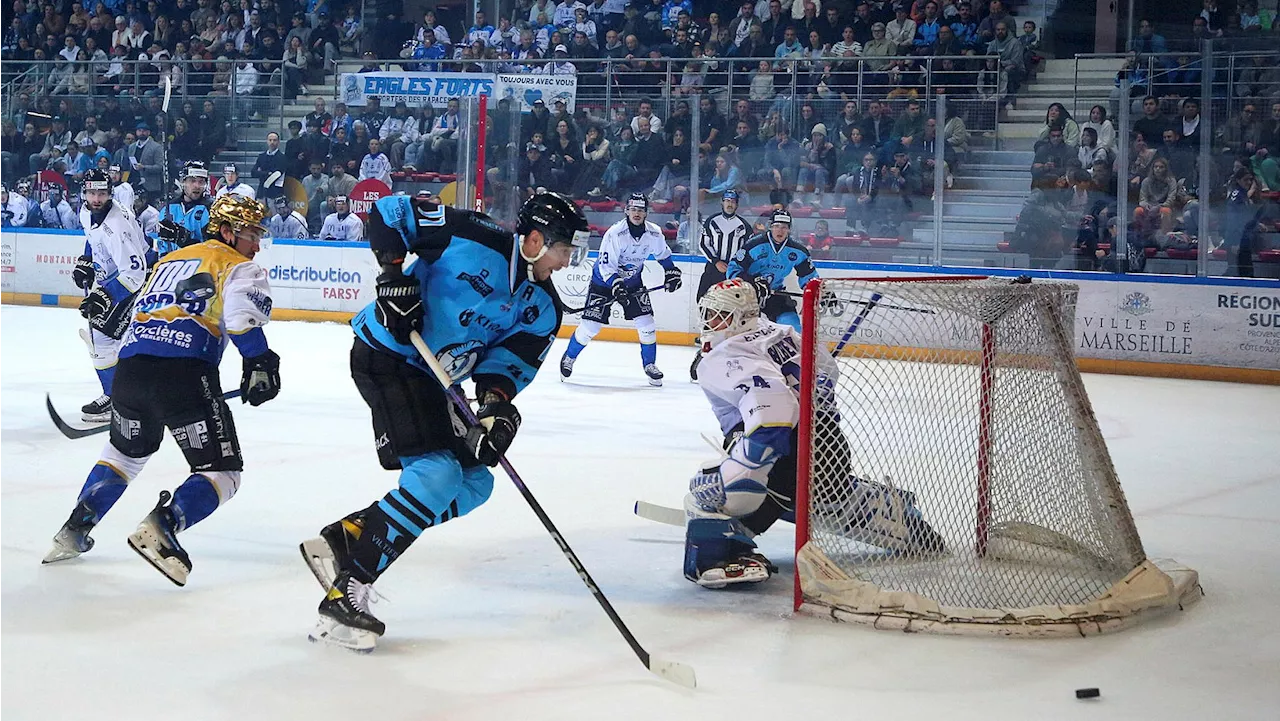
xmin=559 ymin=353 xmax=575 ymax=381
xmin=310 ymin=571 xmax=385 ymax=653
xmin=81 ymin=394 xmax=112 ymax=423
xmin=694 ymin=553 xmax=777 ymax=590
xmin=42 ymin=501 xmax=97 ymax=564
xmin=127 ymin=491 xmax=192 ymax=586
xmin=299 ymin=518 xmax=357 ymax=591
xmin=644 ymin=363 xmax=664 ymax=387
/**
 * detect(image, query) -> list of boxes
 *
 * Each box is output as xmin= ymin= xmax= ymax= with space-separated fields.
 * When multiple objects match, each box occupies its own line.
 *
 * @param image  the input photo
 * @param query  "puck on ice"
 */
xmin=1075 ymin=688 xmax=1100 ymax=699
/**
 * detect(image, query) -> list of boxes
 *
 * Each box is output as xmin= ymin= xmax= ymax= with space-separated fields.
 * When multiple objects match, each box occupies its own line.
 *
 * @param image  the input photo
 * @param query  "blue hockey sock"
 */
xmin=170 ymin=474 xmax=221 ymax=532
xmin=96 ymin=365 xmax=116 ymax=395
xmin=565 ymin=335 xmax=587 ymax=360
xmin=76 ymin=462 xmax=129 ymax=522
xmin=640 ymin=342 xmax=657 ymax=366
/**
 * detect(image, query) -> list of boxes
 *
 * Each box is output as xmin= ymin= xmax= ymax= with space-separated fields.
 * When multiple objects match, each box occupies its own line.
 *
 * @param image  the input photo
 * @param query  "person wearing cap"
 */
xmin=518 ymin=140 xmax=554 ymax=197
xmin=319 ymin=195 xmax=363 ymax=240
xmin=217 ymin=163 xmax=257 ymax=200
xmin=886 ymin=3 xmax=916 ymax=52
xmin=108 ymin=164 xmax=136 ymax=209
xmin=725 ymin=208 xmax=817 ymax=332
xmin=541 ymin=43 xmax=577 ymax=74
xmin=267 ymin=195 xmax=310 ymax=240
xmin=796 ymin=123 xmax=836 ymax=207
xmin=40 ymin=183 xmax=78 ymax=229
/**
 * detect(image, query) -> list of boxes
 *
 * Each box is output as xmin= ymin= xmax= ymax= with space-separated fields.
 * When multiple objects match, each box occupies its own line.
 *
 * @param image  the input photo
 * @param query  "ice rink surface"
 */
xmin=3 ymin=305 xmax=1279 ymax=721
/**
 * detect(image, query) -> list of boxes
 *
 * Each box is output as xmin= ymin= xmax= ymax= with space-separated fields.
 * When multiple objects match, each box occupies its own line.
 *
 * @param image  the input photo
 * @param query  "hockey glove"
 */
xmin=664 ymin=266 xmax=682 ymax=293
xmin=156 ymin=218 xmax=192 ymax=249
xmin=610 ymin=277 xmax=629 ymax=303
xmin=465 ymin=396 xmax=521 ymax=467
xmin=79 ymin=286 xmax=112 ymax=322
xmin=241 ymin=349 xmax=281 ymax=406
xmin=374 ymin=271 xmax=424 ymax=344
xmin=750 ymin=276 xmax=773 ymax=303
xmin=72 ymin=254 xmax=95 ymax=290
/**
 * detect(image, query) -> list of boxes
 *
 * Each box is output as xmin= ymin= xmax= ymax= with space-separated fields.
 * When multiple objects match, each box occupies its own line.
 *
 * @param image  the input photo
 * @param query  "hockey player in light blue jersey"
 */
xmin=298 ymin=191 xmax=590 ymax=652
xmin=155 ymin=161 xmax=213 ymax=258
xmin=725 ymin=209 xmax=818 ymax=332
xmin=682 ymin=279 xmax=944 ymax=588
xmin=558 ymin=193 xmax=682 ymax=386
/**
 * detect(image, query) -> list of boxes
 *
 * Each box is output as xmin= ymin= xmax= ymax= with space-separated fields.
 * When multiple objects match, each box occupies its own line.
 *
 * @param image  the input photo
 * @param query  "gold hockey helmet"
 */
xmin=206 ymin=193 xmax=268 ymax=238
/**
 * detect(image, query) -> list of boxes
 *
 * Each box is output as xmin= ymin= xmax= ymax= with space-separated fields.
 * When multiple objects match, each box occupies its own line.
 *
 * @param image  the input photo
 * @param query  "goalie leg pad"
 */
xmin=829 ymin=476 xmax=946 ymax=554
xmin=682 ymin=495 xmax=776 ymax=588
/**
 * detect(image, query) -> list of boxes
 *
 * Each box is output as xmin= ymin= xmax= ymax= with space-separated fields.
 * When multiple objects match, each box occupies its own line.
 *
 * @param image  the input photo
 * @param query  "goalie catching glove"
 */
xmin=374 ymin=271 xmax=423 ymax=344
xmin=464 ymin=391 xmax=521 ymax=467
xmin=240 ymin=349 xmax=281 ymax=406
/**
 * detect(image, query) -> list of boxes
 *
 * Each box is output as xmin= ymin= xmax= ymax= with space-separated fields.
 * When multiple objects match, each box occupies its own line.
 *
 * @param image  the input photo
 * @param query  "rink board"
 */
xmin=3 ymin=229 xmax=1277 ymax=383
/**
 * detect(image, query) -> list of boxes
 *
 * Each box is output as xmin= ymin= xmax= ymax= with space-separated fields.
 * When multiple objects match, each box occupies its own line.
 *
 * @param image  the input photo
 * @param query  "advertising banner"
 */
xmin=1 ymin=230 xmax=84 ymax=294
xmin=254 ymin=240 xmax=378 ymax=314
xmin=348 ymin=178 xmax=391 ymax=220
xmin=340 ymin=72 xmax=496 ymax=108
xmin=494 ymin=73 xmax=578 ymax=112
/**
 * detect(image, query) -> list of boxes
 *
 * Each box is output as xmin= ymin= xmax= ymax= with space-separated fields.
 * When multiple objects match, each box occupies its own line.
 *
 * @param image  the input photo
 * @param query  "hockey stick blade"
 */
xmin=634 ymin=501 xmax=685 ymax=527
xmin=47 ymin=390 xmax=243 ymax=439
xmin=563 ymin=284 xmax=667 ymax=315
xmin=407 ymin=331 xmax=695 ymax=689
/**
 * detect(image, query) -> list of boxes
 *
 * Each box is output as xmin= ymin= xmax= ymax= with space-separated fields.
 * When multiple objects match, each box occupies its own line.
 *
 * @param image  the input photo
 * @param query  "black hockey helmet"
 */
xmin=626 ymin=192 xmax=648 ymax=212
xmin=82 ymin=168 xmax=112 ymax=194
xmin=517 ymin=191 xmax=589 ymax=264
xmin=181 ymin=160 xmax=209 ymax=180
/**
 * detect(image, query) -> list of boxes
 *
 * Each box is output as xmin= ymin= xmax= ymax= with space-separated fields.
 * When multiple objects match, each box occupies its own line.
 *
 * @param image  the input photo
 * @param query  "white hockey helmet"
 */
xmin=698 ymin=279 xmax=760 ymax=351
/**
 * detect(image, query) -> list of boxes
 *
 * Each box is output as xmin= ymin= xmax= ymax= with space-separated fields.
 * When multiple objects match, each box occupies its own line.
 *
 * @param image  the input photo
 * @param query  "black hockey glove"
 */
xmin=79 ymin=286 xmax=111 ymax=322
xmin=72 ymin=254 xmax=95 ymax=290
xmin=156 ymin=218 xmax=192 ymax=248
xmin=664 ymin=266 xmax=682 ymax=293
xmin=241 ymin=349 xmax=281 ymax=406
xmin=465 ymin=396 xmax=521 ymax=467
xmin=610 ymin=277 xmax=629 ymax=303
xmin=750 ymin=276 xmax=773 ymax=303
xmin=374 ymin=271 xmax=423 ymax=344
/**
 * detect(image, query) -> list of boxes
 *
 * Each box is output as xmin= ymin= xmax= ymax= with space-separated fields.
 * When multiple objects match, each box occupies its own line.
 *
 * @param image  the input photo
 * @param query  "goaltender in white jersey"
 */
xmin=73 ymin=169 xmax=150 ymax=423
xmin=681 ymin=279 xmax=944 ymax=588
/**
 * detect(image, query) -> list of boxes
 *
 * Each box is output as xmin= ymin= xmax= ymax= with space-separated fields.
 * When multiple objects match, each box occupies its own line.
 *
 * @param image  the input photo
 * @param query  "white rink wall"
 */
xmin=4 ymin=229 xmax=1278 ymax=382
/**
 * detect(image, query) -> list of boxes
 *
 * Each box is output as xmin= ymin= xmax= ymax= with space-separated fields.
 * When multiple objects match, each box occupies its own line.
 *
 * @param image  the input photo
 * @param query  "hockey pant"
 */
xmin=76 ymin=355 xmax=243 ymax=531
xmin=568 ymin=281 xmax=658 ymax=367
xmin=335 ymin=338 xmax=495 ymax=583
xmin=761 ymin=292 xmax=801 ymax=333
xmin=88 ymin=327 xmax=122 ymax=395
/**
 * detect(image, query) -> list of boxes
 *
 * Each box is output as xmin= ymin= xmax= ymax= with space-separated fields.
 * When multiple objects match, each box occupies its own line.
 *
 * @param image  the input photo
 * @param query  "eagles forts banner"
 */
xmin=341 ymin=71 xmax=576 ymax=112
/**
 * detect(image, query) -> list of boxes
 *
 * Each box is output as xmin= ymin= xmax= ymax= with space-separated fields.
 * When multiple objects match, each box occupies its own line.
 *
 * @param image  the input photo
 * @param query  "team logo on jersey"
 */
xmin=522 ymin=305 xmax=540 ymax=324
xmin=457 ymin=268 xmax=495 ymax=297
xmin=435 ymin=340 xmax=486 ymax=381
xmin=787 ymin=251 xmax=798 ymax=262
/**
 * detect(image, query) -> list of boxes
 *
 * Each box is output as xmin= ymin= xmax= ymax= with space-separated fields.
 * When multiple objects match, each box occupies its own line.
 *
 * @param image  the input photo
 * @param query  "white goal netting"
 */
xmin=795 ymin=277 xmax=1201 ymax=636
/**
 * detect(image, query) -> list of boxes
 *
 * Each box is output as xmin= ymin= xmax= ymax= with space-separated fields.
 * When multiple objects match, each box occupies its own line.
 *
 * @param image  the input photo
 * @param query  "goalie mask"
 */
xmin=698 ymin=279 xmax=760 ymax=351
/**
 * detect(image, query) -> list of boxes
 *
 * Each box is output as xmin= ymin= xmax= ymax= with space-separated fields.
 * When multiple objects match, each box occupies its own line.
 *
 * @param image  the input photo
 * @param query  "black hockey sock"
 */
xmin=332 ymin=503 xmax=420 ymax=584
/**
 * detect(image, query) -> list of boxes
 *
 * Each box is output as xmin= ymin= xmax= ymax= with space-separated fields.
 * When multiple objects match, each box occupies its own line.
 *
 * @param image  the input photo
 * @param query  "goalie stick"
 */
xmin=47 ymin=390 xmax=243 ymax=440
xmin=562 ymin=284 xmax=667 ymax=316
xmin=406 ymin=331 xmax=697 ymax=689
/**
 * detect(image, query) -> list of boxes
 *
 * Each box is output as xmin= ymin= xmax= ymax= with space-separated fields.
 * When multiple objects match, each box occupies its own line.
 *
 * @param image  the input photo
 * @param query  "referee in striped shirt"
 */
xmin=691 ymin=189 xmax=751 ymax=380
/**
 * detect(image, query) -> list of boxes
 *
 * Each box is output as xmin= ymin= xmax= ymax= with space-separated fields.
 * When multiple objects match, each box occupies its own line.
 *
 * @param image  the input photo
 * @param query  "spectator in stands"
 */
xmin=913 ymin=1 xmax=942 ymax=51
xmin=728 ymin=1 xmax=760 ymax=51
xmin=594 ymin=124 xmax=636 ymax=197
xmin=749 ymin=58 xmax=774 ymax=100
xmin=1219 ymin=103 xmax=1264 ymax=157
xmin=629 ymin=98 xmax=663 ymax=136
xmin=128 ymin=121 xmax=163 ymax=193
xmin=1077 ymin=127 xmax=1110 ymax=168
xmin=1108 ymin=53 xmax=1150 ymax=118
xmin=650 ymin=125 xmax=689 ymax=202
xmin=378 ymin=101 xmax=418 ymax=170
xmin=427 ymin=98 xmax=461 ymax=172
xmin=1128 ymin=19 xmax=1168 ymax=62
xmin=775 ymin=24 xmax=803 ymax=59
xmin=1236 ymin=55 xmax=1278 ymax=101
xmin=1031 ymin=126 xmax=1071 ymax=185
xmin=1172 ymin=98 xmax=1202 ymax=149
xmin=977 ymin=0 xmax=1013 ymax=42
xmin=761 ymin=122 xmax=802 ymax=190
xmin=1134 ymin=156 xmax=1179 ymax=241
xmin=1131 ymin=96 xmax=1169 ymax=149
xmin=893 ymin=99 xmax=925 ymax=152
xmin=1223 ymin=167 xmax=1265 ymax=277
xmin=723 ymin=118 xmax=763 ymax=165
xmin=987 ymin=21 xmax=1024 ymax=110
xmin=546 ymin=118 xmax=581 ymax=194
xmin=841 ymin=150 xmax=881 ymax=231
xmin=358 ymin=137 xmax=391 ymax=186
xmin=358 ymin=96 xmax=386 ymax=139
xmin=249 ymin=130 xmax=283 ymax=195
xmin=1251 ymin=147 xmax=1279 ymax=191
xmin=1261 ymin=102 xmax=1280 ymax=155
xmin=571 ymin=124 xmax=610 ymax=198
xmin=1030 ymin=105 xmax=1078 ymax=155
xmin=796 ymin=123 xmax=835 ymax=206
xmin=859 ymin=100 xmax=892 ymax=148
xmin=949 ymin=2 xmax=978 ymax=50
xmin=1160 ymin=127 xmax=1197 ymax=183
xmin=517 ymin=140 xmax=553 ymax=198
xmin=1078 ymin=105 xmax=1116 ymax=156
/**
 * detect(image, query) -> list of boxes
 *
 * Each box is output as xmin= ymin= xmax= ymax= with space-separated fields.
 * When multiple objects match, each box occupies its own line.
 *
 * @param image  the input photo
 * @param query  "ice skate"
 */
xmin=310 ymin=571 xmax=385 ymax=653
xmin=42 ymin=502 xmax=97 ymax=564
xmin=299 ymin=518 xmax=355 ymax=591
xmin=126 ymin=491 xmax=192 ymax=586
xmin=692 ymin=553 xmax=776 ymax=589
xmin=559 ymin=353 xmax=575 ymax=381
xmin=80 ymin=394 xmax=112 ymax=423
xmin=644 ymin=363 xmax=664 ymax=387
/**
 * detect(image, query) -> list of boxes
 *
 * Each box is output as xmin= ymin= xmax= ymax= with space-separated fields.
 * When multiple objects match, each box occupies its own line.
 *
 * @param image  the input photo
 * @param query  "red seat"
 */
xmin=1144 ymin=247 xmax=1158 ymax=258
xmin=437 ymin=173 xmax=457 ymax=182
xmin=574 ymin=198 xmax=588 ymax=208
xmin=661 ymin=227 xmax=677 ymax=240
xmin=651 ymin=201 xmax=677 ymax=214
xmin=789 ymin=205 xmax=814 ymax=218
xmin=589 ymin=224 xmax=608 ymax=236
xmin=411 ymin=173 xmax=432 ymax=182
xmin=588 ymin=200 xmax=618 ymax=212
xmin=867 ymin=236 xmax=902 ymax=247
xmin=750 ymin=205 xmax=773 ymax=216
xmin=1166 ymin=248 xmax=1198 ymax=260
xmin=996 ymin=241 xmax=1012 ymax=252
xmin=390 ymin=171 xmax=407 ymax=181
xmin=831 ymin=235 xmax=862 ymax=247
xmin=1258 ymin=249 xmax=1280 ymax=263
xmin=819 ymin=207 xmax=846 ymax=219
xmin=1211 ymin=247 xmax=1228 ymax=260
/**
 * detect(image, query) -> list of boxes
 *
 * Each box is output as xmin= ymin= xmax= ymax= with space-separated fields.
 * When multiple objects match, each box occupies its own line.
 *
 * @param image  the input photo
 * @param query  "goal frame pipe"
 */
xmin=793 ymin=274 xmax=989 ymax=614
xmin=976 ymin=323 xmax=995 ymax=558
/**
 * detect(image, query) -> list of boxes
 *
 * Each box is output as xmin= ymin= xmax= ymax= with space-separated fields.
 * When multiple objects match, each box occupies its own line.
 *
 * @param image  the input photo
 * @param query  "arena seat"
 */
xmin=818 ymin=208 xmax=846 ymax=219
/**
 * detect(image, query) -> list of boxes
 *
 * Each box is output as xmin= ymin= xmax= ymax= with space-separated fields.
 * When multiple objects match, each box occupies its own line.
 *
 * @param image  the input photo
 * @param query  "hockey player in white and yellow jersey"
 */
xmin=683 ymin=280 xmax=943 ymax=589
xmin=44 ymin=194 xmax=283 ymax=587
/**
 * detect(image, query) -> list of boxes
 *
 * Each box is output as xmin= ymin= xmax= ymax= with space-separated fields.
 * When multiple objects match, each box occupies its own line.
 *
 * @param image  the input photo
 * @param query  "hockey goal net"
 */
xmin=794 ymin=276 xmax=1201 ymax=636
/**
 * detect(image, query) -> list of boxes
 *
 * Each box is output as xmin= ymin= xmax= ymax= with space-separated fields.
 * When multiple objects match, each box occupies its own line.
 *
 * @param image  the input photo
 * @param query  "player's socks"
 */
xmin=565 ymin=335 xmax=587 ymax=360
xmin=96 ymin=365 xmax=116 ymax=395
xmin=75 ymin=461 xmax=129 ymax=522
xmin=169 ymin=474 xmax=221 ymax=531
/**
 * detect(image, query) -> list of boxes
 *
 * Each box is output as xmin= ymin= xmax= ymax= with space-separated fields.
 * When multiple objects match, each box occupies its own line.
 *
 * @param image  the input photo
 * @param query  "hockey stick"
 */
xmin=160 ymin=75 xmax=172 ymax=200
xmin=832 ymin=291 xmax=883 ymax=356
xmin=634 ymin=500 xmax=685 ymax=527
xmin=406 ymin=330 xmax=697 ymax=689
xmin=562 ymin=284 xmax=667 ymax=316
xmin=779 ymin=289 xmax=931 ymax=315
xmin=46 ymin=389 xmax=242 ymax=440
